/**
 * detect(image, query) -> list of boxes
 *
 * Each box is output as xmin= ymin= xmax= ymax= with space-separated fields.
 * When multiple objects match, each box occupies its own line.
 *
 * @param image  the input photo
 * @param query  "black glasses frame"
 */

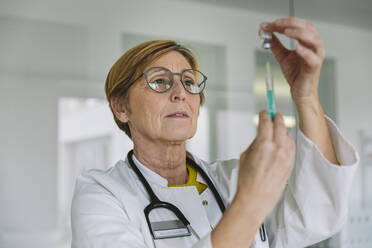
xmin=127 ymin=66 xmax=207 ymax=95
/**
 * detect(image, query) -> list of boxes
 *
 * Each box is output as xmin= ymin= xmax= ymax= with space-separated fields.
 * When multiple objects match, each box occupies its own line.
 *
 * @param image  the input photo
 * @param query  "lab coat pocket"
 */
xmin=153 ymin=235 xmax=196 ymax=248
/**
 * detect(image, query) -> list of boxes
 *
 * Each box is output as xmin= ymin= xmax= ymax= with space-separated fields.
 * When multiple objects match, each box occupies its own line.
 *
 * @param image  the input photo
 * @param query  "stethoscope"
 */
xmin=127 ymin=149 xmax=266 ymax=242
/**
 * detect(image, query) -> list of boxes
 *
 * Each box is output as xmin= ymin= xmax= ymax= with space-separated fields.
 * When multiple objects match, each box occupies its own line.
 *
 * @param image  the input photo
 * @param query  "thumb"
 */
xmin=243 ymin=138 xmax=258 ymax=156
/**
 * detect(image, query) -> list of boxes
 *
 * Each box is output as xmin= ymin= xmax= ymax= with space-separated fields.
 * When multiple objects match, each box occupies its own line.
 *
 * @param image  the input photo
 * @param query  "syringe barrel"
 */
xmin=265 ymin=73 xmax=274 ymax=90
xmin=265 ymin=73 xmax=276 ymax=120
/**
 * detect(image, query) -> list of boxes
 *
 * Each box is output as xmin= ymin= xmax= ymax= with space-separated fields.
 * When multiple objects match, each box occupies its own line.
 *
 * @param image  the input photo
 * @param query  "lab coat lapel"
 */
xmin=196 ymin=173 xmax=223 ymax=228
xmin=196 ymin=165 xmax=269 ymax=248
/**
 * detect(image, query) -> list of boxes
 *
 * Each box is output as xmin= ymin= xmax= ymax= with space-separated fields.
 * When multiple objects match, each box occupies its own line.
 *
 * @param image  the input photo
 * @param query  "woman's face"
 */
xmin=125 ymin=51 xmax=201 ymax=143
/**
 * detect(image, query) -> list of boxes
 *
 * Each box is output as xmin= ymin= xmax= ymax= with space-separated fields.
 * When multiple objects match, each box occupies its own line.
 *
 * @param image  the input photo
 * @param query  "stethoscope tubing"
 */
xmin=126 ymin=149 xmax=266 ymax=242
xmin=127 ymin=149 xmax=226 ymax=213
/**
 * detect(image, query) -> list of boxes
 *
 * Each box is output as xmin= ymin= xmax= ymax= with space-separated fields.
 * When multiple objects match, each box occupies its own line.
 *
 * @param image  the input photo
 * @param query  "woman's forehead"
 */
xmin=145 ymin=51 xmax=192 ymax=71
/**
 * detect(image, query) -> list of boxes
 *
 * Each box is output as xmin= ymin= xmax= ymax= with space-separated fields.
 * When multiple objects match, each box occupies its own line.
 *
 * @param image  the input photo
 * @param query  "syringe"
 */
xmin=259 ymin=29 xmax=276 ymax=120
xmin=265 ymin=61 xmax=276 ymax=120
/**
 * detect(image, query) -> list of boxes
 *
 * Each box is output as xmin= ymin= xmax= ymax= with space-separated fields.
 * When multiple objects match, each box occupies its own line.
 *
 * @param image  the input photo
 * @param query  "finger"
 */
xmin=261 ymin=18 xmax=324 ymax=57
xmin=287 ymin=132 xmax=295 ymax=154
xmin=284 ymin=28 xmax=324 ymax=55
xmin=273 ymin=113 xmax=287 ymax=146
xmin=269 ymin=34 xmax=291 ymax=65
xmin=257 ymin=110 xmax=273 ymax=141
xmin=275 ymin=17 xmax=312 ymax=31
xmin=284 ymin=132 xmax=296 ymax=166
xmin=261 ymin=18 xmax=323 ymax=56
xmin=295 ymin=44 xmax=323 ymax=69
xmin=261 ymin=17 xmax=314 ymax=34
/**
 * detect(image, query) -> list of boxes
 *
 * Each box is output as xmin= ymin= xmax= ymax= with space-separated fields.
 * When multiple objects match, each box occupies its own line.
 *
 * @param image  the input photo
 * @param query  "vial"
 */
xmin=259 ymin=29 xmax=272 ymax=50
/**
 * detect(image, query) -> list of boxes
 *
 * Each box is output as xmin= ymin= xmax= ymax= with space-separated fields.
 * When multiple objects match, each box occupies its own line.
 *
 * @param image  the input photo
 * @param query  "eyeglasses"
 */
xmin=130 ymin=66 xmax=207 ymax=94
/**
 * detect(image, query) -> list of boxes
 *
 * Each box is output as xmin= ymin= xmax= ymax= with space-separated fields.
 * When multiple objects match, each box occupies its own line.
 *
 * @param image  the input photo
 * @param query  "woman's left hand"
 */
xmin=260 ymin=18 xmax=325 ymax=105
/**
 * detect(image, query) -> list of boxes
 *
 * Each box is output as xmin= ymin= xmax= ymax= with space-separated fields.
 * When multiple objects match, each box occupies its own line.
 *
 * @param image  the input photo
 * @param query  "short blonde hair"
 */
xmin=105 ymin=40 xmax=205 ymax=138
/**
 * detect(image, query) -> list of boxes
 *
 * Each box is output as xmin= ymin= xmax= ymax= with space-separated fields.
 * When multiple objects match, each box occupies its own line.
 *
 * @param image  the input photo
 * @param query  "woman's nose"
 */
xmin=170 ymin=76 xmax=186 ymax=101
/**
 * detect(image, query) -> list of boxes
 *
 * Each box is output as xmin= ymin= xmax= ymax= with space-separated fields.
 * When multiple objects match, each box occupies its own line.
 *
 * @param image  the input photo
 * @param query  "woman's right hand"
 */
xmin=237 ymin=111 xmax=295 ymax=219
xmin=211 ymin=111 xmax=295 ymax=248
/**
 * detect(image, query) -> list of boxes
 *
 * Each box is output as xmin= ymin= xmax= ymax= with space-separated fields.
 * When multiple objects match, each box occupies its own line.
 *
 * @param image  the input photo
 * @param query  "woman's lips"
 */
xmin=166 ymin=112 xmax=189 ymax=118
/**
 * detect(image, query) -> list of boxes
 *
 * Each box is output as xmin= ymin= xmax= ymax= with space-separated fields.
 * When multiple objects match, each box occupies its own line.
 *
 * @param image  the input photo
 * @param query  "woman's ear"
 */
xmin=110 ymin=97 xmax=129 ymax=123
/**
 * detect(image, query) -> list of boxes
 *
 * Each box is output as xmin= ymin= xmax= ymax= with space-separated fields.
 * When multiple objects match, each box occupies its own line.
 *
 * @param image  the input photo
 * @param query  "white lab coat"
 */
xmin=71 ymin=117 xmax=359 ymax=248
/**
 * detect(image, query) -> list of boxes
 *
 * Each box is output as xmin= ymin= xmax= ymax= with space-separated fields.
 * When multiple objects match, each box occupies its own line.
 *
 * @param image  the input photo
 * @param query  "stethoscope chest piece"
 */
xmin=149 ymin=219 xmax=191 ymax=239
xmin=143 ymin=199 xmax=193 ymax=240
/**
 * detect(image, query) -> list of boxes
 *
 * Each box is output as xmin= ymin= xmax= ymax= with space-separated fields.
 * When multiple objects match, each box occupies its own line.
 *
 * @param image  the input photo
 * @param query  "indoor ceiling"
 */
xmin=179 ymin=0 xmax=372 ymax=31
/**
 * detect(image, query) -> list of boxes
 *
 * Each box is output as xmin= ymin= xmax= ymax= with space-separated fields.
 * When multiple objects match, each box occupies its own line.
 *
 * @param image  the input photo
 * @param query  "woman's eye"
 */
xmin=184 ymin=79 xmax=195 ymax=86
xmin=154 ymin=79 xmax=165 ymax=84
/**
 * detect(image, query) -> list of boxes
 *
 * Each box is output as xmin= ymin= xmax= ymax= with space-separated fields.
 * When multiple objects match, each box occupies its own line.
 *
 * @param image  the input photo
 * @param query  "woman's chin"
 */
xmin=160 ymin=130 xmax=195 ymax=143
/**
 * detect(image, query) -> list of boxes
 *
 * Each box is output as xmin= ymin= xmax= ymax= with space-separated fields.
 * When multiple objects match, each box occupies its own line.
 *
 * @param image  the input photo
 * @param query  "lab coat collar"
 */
xmin=125 ymin=153 xmax=208 ymax=188
xmin=196 ymin=170 xmax=207 ymax=185
xmin=126 ymin=153 xmax=169 ymax=187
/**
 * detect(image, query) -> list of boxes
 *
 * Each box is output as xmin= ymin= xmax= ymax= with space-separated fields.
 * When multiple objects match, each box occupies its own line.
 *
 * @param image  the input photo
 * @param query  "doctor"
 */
xmin=71 ymin=18 xmax=358 ymax=248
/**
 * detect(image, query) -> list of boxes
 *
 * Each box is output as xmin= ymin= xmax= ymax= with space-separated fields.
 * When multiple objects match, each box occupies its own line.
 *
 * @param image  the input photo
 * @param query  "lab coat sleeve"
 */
xmin=71 ymin=175 xmax=148 ymax=248
xmin=266 ymin=116 xmax=359 ymax=248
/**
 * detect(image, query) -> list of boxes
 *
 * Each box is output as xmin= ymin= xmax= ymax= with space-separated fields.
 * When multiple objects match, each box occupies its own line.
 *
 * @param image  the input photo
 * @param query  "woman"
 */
xmin=71 ymin=18 xmax=358 ymax=248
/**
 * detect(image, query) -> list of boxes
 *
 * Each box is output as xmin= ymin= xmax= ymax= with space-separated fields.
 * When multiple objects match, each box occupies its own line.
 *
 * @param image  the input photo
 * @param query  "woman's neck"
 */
xmin=132 ymin=137 xmax=188 ymax=186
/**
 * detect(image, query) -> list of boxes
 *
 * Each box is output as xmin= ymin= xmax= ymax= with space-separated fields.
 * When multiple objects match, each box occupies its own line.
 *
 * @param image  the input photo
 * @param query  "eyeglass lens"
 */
xmin=145 ymin=67 xmax=206 ymax=94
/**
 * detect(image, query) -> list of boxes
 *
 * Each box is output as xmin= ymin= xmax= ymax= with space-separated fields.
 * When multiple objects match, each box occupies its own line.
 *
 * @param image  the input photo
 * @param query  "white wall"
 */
xmin=315 ymin=23 xmax=372 ymax=207
xmin=0 ymin=0 xmax=371 ymax=247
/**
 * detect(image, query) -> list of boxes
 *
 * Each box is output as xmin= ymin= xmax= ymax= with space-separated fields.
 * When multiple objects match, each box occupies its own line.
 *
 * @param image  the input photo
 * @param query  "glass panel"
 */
xmin=318 ymin=58 xmax=337 ymax=123
xmin=293 ymin=1 xmax=372 ymax=248
xmin=58 ymin=97 xmax=129 ymax=245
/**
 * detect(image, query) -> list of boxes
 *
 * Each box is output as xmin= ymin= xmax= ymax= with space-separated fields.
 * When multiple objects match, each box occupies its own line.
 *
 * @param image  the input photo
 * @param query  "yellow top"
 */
xmin=170 ymin=164 xmax=207 ymax=195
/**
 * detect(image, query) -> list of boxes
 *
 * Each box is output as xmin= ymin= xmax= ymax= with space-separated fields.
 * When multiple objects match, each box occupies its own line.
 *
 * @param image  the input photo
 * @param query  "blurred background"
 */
xmin=0 ymin=0 xmax=372 ymax=247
